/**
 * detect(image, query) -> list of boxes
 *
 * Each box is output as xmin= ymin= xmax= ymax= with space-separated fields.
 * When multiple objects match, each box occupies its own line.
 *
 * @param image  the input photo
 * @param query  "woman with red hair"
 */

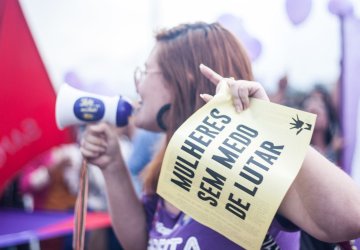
xmin=80 ymin=22 xmax=360 ymax=249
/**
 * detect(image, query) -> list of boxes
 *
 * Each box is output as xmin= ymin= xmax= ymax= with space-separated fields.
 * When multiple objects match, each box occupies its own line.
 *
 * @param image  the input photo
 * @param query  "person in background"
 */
xmin=19 ymin=144 xmax=81 ymax=250
xmin=127 ymin=128 xmax=163 ymax=196
xmin=299 ymin=85 xmax=345 ymax=250
xmin=269 ymin=74 xmax=304 ymax=109
xmin=19 ymin=144 xmax=80 ymax=212
xmin=0 ymin=179 xmax=24 ymax=209
xmin=302 ymin=85 xmax=342 ymax=164
xmin=0 ymin=179 xmax=30 ymax=250
xmin=79 ymin=22 xmax=360 ymax=249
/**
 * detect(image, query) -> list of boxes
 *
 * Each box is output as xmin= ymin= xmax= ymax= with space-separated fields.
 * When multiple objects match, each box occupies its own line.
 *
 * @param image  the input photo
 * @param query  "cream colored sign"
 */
xmin=157 ymin=86 xmax=316 ymax=250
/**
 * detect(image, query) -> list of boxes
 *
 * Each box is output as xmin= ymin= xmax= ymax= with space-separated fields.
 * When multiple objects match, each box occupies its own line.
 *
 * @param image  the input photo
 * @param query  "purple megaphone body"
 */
xmin=115 ymin=96 xmax=133 ymax=126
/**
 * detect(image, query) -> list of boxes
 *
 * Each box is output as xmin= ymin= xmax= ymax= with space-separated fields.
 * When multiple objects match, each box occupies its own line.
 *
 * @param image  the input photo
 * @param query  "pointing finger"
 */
xmin=200 ymin=94 xmax=214 ymax=103
xmin=199 ymin=64 xmax=223 ymax=85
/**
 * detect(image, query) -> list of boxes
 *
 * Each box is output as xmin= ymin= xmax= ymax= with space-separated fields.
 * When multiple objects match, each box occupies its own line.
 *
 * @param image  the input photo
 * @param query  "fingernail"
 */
xmin=236 ymin=106 xmax=241 ymax=113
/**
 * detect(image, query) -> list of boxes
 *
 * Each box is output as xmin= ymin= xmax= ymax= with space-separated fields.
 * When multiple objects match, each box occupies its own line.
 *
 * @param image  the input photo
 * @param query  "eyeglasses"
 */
xmin=134 ymin=66 xmax=162 ymax=86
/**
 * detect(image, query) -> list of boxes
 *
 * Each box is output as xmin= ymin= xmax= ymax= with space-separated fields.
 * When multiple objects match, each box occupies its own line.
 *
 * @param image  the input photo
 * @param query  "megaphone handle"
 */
xmin=73 ymin=159 xmax=89 ymax=250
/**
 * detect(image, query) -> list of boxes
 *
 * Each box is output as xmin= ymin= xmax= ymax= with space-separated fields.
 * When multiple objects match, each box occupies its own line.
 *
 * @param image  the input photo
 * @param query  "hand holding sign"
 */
xmin=199 ymin=64 xmax=269 ymax=111
xmin=157 ymin=73 xmax=316 ymax=249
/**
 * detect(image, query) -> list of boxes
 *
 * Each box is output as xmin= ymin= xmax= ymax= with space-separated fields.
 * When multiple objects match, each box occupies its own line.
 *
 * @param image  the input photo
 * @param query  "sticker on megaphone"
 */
xmin=55 ymin=84 xmax=133 ymax=129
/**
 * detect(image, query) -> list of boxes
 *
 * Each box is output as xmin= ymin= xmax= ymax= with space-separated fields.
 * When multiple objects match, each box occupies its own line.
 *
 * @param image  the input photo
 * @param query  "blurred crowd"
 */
xmin=269 ymin=75 xmax=342 ymax=167
xmin=269 ymin=76 xmax=346 ymax=250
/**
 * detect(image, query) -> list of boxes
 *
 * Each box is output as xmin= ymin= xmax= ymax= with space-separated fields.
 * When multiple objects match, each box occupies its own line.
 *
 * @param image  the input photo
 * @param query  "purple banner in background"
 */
xmin=342 ymin=15 xmax=360 ymax=174
xmin=343 ymin=14 xmax=360 ymax=250
xmin=0 ymin=209 xmax=111 ymax=248
xmin=0 ymin=209 xmax=72 ymax=247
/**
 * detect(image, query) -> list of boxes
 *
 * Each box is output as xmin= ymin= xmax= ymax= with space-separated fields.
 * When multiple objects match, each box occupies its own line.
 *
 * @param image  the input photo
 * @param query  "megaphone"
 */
xmin=55 ymin=84 xmax=133 ymax=130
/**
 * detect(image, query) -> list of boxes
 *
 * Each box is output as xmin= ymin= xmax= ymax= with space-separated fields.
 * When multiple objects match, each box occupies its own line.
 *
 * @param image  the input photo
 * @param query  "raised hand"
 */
xmin=199 ymin=64 xmax=269 ymax=112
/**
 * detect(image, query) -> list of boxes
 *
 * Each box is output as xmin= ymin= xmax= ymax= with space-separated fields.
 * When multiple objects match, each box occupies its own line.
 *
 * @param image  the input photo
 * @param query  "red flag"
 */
xmin=0 ymin=0 xmax=73 ymax=193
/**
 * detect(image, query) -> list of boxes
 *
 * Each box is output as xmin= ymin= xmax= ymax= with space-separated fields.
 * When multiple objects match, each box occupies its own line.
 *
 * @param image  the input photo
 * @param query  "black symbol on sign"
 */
xmin=290 ymin=115 xmax=312 ymax=135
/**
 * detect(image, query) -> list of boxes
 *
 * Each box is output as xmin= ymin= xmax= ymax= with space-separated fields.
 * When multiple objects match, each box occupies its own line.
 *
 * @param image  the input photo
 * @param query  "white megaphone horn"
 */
xmin=55 ymin=84 xmax=133 ymax=130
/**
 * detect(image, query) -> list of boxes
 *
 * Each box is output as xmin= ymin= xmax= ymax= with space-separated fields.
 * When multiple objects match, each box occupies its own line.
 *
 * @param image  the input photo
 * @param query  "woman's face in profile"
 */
xmin=134 ymin=45 xmax=172 ymax=131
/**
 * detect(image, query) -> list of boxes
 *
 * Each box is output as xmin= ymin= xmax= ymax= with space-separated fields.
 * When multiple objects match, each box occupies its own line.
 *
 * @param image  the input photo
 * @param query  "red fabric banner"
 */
xmin=0 ymin=0 xmax=73 ymax=193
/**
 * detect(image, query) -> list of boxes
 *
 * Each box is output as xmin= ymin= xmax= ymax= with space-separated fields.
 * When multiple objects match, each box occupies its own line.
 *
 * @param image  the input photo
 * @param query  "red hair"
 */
xmin=142 ymin=22 xmax=254 ymax=194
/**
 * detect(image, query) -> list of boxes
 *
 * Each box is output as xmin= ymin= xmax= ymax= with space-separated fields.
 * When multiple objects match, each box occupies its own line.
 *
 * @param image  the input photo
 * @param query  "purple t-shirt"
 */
xmin=143 ymin=194 xmax=299 ymax=250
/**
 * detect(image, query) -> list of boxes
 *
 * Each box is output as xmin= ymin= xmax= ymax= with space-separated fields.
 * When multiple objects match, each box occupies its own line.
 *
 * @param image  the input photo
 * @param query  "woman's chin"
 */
xmin=135 ymin=119 xmax=162 ymax=132
xmin=134 ymin=117 xmax=151 ymax=130
xmin=133 ymin=117 xmax=144 ymax=129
